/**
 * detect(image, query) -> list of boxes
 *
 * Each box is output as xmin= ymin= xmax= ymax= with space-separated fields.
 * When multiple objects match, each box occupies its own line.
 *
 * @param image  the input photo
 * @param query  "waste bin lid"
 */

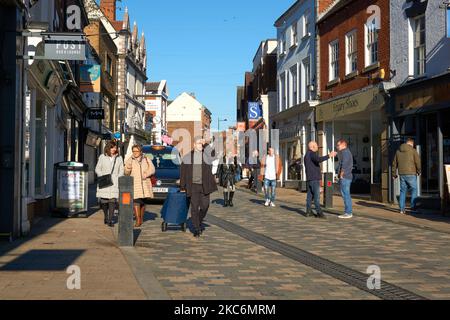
xmin=54 ymin=162 xmax=89 ymax=171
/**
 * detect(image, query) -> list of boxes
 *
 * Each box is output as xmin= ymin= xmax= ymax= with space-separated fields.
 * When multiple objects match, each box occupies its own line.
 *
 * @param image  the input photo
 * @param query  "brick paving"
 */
xmin=135 ymin=187 xmax=450 ymax=300
xmin=0 ymin=212 xmax=146 ymax=300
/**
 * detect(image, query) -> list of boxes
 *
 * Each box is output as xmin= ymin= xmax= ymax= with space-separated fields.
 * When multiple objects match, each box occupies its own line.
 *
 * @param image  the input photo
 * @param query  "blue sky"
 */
xmin=116 ymin=0 xmax=294 ymax=131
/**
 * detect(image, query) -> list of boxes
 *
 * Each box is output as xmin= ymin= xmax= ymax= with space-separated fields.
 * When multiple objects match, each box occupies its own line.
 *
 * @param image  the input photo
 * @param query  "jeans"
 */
xmin=340 ymin=178 xmax=353 ymax=214
xmin=264 ymin=179 xmax=277 ymax=202
xmin=306 ymin=180 xmax=322 ymax=213
xmin=399 ymin=175 xmax=418 ymax=211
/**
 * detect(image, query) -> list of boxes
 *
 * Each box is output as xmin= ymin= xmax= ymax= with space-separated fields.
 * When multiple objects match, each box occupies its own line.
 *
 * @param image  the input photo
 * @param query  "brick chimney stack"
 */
xmin=318 ymin=0 xmax=336 ymax=14
xmin=100 ymin=0 xmax=116 ymax=22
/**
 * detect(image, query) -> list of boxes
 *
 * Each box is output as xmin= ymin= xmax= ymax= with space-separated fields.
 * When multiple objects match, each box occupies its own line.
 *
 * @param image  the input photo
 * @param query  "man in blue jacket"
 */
xmin=304 ymin=141 xmax=337 ymax=218
xmin=336 ymin=139 xmax=354 ymax=219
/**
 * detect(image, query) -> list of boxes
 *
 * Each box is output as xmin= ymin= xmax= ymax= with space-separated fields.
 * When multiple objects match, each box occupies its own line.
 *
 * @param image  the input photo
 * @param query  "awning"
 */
xmin=315 ymin=85 xmax=385 ymax=122
xmin=395 ymin=102 xmax=450 ymax=117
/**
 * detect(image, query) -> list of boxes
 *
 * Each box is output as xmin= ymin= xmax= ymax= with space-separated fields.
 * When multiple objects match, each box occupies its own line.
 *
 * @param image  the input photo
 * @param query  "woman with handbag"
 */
xmin=124 ymin=144 xmax=156 ymax=227
xmin=217 ymin=153 xmax=237 ymax=207
xmin=95 ymin=141 xmax=124 ymax=227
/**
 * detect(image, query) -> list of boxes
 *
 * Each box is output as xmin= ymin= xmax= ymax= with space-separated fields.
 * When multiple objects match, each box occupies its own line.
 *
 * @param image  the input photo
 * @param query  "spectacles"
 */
xmin=132 ymin=150 xmax=141 ymax=153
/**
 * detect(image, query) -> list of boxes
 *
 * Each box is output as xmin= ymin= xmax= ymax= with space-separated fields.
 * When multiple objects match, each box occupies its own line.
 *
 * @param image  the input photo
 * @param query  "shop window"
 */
xmin=302 ymin=57 xmax=311 ymax=102
xmin=34 ymin=101 xmax=47 ymax=195
xmin=290 ymin=66 xmax=298 ymax=106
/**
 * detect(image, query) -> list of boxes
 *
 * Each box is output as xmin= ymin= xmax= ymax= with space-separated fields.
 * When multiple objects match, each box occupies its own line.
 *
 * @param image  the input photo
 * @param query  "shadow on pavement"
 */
xmin=0 ymin=249 xmax=85 ymax=271
xmin=355 ymin=201 xmax=401 ymax=213
xmin=212 ymin=198 xmax=225 ymax=206
xmin=133 ymin=229 xmax=142 ymax=246
xmin=279 ymin=205 xmax=307 ymax=217
xmin=250 ymin=199 xmax=266 ymax=206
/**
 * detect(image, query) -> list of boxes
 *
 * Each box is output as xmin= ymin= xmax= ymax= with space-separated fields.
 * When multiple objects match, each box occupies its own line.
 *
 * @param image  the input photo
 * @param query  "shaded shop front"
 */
xmin=316 ymin=85 xmax=390 ymax=202
xmin=389 ymin=72 xmax=450 ymax=213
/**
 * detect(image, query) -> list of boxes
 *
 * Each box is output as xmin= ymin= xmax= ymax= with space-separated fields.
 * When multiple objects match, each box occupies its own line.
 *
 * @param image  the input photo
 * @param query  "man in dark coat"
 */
xmin=180 ymin=137 xmax=218 ymax=238
xmin=304 ymin=141 xmax=336 ymax=218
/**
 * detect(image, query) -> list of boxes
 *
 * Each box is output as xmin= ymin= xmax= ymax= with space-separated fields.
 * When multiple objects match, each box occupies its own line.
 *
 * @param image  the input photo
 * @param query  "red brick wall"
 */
xmin=318 ymin=0 xmax=390 ymax=100
xmin=100 ymin=0 xmax=116 ymax=22
xmin=318 ymin=0 xmax=336 ymax=14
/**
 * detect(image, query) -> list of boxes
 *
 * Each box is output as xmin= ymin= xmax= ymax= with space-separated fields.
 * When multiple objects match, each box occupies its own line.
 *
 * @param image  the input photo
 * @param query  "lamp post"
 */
xmin=218 ymin=117 xmax=228 ymax=133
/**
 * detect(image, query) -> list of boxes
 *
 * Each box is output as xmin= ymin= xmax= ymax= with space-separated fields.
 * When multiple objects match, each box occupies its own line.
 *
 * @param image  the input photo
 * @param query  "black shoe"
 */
xmin=317 ymin=212 xmax=327 ymax=219
xmin=108 ymin=222 xmax=114 ymax=227
xmin=306 ymin=209 xmax=313 ymax=217
xmin=193 ymin=231 xmax=201 ymax=238
xmin=104 ymin=220 xmax=108 ymax=225
xmin=229 ymin=192 xmax=234 ymax=207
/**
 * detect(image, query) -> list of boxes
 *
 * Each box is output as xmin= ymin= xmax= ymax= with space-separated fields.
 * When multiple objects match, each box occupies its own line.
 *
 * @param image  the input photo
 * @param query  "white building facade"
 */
xmin=273 ymin=0 xmax=319 ymax=189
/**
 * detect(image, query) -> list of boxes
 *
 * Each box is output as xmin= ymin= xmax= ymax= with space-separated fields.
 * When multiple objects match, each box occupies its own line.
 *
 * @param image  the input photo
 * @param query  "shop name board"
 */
xmin=87 ymin=109 xmax=105 ymax=120
xmin=44 ymin=33 xmax=86 ymax=61
xmin=332 ymin=97 xmax=359 ymax=114
xmin=248 ymin=102 xmax=262 ymax=119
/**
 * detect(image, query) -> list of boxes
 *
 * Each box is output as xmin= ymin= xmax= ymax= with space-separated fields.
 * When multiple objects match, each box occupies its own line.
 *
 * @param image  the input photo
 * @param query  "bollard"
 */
xmin=118 ymin=176 xmax=134 ymax=247
xmin=323 ymin=173 xmax=334 ymax=209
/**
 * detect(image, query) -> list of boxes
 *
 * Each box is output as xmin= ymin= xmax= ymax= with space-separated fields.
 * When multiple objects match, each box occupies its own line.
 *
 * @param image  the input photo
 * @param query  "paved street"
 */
xmin=1 ymin=186 xmax=450 ymax=300
xmin=133 ymin=187 xmax=450 ymax=300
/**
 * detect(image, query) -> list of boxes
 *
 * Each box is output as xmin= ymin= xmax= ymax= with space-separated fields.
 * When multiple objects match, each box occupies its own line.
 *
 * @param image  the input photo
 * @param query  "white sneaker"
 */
xmin=270 ymin=202 xmax=276 ymax=207
xmin=338 ymin=213 xmax=353 ymax=219
xmin=264 ymin=200 xmax=270 ymax=207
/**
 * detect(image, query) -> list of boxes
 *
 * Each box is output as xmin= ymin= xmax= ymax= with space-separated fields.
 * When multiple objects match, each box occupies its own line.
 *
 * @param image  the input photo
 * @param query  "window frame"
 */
xmin=345 ymin=30 xmax=358 ymax=75
xmin=365 ymin=18 xmax=379 ymax=67
xmin=329 ymin=40 xmax=340 ymax=82
xmin=412 ymin=15 xmax=426 ymax=76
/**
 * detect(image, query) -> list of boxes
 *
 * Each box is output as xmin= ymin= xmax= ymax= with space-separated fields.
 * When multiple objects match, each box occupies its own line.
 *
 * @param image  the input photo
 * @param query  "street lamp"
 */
xmin=218 ymin=117 xmax=228 ymax=133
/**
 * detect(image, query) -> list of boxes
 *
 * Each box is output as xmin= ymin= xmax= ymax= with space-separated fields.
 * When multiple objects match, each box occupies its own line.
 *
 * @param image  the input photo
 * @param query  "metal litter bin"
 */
xmin=53 ymin=162 xmax=89 ymax=217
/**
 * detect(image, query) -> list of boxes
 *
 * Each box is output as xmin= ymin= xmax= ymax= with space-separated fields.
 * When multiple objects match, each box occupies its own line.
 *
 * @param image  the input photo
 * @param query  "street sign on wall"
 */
xmin=44 ymin=33 xmax=86 ymax=61
xmin=248 ymin=102 xmax=262 ymax=120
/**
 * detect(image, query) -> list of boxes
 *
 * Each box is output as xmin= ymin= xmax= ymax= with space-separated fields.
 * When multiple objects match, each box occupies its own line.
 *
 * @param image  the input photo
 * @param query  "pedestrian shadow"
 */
xmin=355 ymin=201 xmax=400 ymax=213
xmin=279 ymin=205 xmax=307 ymax=217
xmin=133 ymin=229 xmax=142 ymax=246
xmin=212 ymin=198 xmax=225 ymax=206
xmin=250 ymin=199 xmax=266 ymax=206
xmin=0 ymin=249 xmax=85 ymax=271
xmin=143 ymin=212 xmax=158 ymax=222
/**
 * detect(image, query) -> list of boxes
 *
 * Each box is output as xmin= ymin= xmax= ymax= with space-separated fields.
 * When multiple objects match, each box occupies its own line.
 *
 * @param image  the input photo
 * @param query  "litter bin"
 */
xmin=53 ymin=162 xmax=89 ymax=217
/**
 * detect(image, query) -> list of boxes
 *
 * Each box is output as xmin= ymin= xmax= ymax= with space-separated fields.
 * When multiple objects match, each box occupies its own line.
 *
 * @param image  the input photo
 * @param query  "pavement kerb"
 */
xmin=236 ymin=186 xmax=450 ymax=235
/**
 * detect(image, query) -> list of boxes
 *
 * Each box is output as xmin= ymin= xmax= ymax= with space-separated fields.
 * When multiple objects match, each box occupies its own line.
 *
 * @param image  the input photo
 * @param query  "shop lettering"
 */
xmin=332 ymin=97 xmax=359 ymax=113
xmin=66 ymin=5 xmax=81 ymax=30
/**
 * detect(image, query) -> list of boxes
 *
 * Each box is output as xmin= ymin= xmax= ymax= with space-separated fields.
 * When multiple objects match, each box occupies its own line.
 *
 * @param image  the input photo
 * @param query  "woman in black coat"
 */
xmin=217 ymin=154 xmax=237 ymax=207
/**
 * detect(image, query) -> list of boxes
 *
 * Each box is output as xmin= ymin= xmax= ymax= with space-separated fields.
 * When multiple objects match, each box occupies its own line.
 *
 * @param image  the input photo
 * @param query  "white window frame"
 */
xmin=290 ymin=65 xmax=298 ymax=106
xmin=345 ymin=30 xmax=358 ymax=74
xmin=302 ymin=57 xmax=311 ymax=102
xmin=302 ymin=11 xmax=311 ymax=38
xmin=291 ymin=23 xmax=298 ymax=47
xmin=365 ymin=18 xmax=379 ymax=67
xmin=329 ymin=40 xmax=339 ymax=82
xmin=412 ymin=15 xmax=426 ymax=76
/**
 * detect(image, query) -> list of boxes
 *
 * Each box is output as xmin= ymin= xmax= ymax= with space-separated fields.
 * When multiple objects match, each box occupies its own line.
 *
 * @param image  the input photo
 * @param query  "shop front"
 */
xmin=389 ymin=72 xmax=450 ymax=213
xmin=272 ymin=102 xmax=316 ymax=190
xmin=316 ymin=85 xmax=389 ymax=202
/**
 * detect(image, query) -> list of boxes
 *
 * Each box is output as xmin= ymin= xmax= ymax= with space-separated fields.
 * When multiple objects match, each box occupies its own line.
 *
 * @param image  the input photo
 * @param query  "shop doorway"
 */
xmin=419 ymin=113 xmax=439 ymax=196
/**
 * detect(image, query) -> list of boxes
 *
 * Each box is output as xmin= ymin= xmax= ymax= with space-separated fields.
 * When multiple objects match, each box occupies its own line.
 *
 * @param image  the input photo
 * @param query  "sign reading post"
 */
xmin=44 ymin=33 xmax=86 ymax=61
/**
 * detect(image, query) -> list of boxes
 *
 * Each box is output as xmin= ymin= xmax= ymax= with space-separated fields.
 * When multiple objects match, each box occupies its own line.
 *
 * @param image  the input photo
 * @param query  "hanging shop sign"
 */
xmin=80 ymin=64 xmax=101 ymax=92
xmin=87 ymin=108 xmax=105 ymax=120
xmin=43 ymin=33 xmax=86 ymax=61
xmin=248 ymin=102 xmax=262 ymax=120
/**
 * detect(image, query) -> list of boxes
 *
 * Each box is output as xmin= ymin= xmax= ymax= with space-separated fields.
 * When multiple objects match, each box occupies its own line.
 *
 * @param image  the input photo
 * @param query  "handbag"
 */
xmin=98 ymin=156 xmax=118 ymax=189
xmin=144 ymin=157 xmax=157 ymax=186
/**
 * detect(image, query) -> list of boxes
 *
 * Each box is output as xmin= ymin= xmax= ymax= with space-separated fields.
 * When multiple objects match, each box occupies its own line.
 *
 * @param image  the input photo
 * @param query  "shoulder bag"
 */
xmin=98 ymin=156 xmax=118 ymax=189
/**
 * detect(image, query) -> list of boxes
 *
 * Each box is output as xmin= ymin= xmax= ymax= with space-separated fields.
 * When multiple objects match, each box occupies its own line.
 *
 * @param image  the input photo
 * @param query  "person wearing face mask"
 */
xmin=124 ymin=144 xmax=156 ymax=227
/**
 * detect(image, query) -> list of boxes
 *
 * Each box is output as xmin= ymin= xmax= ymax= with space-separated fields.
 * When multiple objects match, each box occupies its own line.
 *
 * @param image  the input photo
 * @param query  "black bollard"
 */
xmin=118 ymin=176 xmax=134 ymax=247
xmin=323 ymin=173 xmax=334 ymax=209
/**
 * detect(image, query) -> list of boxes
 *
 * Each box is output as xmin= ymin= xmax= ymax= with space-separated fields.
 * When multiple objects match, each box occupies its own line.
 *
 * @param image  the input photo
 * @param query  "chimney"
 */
xmin=318 ymin=0 xmax=336 ymax=14
xmin=100 ymin=0 xmax=116 ymax=22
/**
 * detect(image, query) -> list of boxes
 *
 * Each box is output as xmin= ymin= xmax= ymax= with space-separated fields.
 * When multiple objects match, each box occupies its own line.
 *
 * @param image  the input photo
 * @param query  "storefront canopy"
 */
xmin=315 ymin=86 xmax=385 ymax=122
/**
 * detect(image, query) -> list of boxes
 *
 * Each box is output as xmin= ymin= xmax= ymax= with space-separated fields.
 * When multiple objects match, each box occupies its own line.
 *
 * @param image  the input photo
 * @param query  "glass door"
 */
xmin=420 ymin=113 xmax=439 ymax=196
